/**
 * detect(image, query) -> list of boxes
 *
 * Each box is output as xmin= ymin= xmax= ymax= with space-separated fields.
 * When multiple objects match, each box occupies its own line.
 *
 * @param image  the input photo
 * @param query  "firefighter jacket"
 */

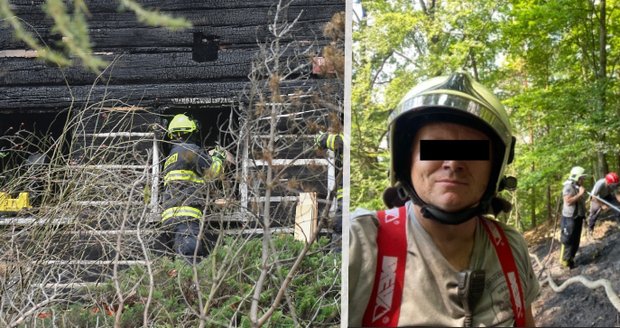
xmin=161 ymin=141 xmax=222 ymax=222
xmin=349 ymin=203 xmax=540 ymax=326
xmin=316 ymin=132 xmax=343 ymax=153
xmin=315 ymin=132 xmax=343 ymax=200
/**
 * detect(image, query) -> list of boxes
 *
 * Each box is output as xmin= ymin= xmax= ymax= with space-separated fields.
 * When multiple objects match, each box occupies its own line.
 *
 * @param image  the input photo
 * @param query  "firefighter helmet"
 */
xmin=389 ymin=72 xmax=516 ymax=225
xmin=569 ymin=166 xmax=587 ymax=182
xmin=605 ymin=172 xmax=619 ymax=185
xmin=168 ymin=114 xmax=197 ymax=137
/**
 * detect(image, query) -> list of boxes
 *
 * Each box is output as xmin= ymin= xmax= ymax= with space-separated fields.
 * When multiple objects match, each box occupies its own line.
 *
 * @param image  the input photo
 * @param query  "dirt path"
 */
xmin=525 ymin=216 xmax=620 ymax=327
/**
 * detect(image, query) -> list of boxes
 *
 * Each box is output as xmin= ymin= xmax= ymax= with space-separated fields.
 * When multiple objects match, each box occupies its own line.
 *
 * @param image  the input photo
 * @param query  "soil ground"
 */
xmin=525 ymin=213 xmax=620 ymax=327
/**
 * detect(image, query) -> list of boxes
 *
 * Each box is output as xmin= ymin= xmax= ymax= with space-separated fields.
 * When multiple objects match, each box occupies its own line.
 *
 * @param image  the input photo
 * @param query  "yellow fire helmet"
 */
xmin=168 ymin=114 xmax=197 ymax=138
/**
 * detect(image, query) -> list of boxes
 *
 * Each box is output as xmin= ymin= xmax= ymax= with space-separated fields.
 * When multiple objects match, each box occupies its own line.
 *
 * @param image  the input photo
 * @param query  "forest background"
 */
xmin=351 ymin=0 xmax=620 ymax=230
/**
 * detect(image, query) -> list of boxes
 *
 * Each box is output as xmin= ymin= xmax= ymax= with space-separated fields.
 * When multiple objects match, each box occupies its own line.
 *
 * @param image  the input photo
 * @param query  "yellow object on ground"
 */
xmin=0 ymin=192 xmax=31 ymax=212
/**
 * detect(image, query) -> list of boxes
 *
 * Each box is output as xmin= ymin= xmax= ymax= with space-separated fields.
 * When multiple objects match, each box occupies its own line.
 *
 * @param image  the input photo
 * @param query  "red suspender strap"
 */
xmin=480 ymin=218 xmax=526 ymax=327
xmin=362 ymin=206 xmax=407 ymax=327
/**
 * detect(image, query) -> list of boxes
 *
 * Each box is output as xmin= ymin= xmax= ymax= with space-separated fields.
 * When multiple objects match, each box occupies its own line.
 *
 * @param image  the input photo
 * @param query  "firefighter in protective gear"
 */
xmin=560 ymin=166 xmax=587 ymax=268
xmin=349 ymin=73 xmax=539 ymax=326
xmin=315 ymin=131 xmax=343 ymax=153
xmin=315 ymin=131 xmax=343 ymax=251
xmin=587 ymin=171 xmax=620 ymax=234
xmin=161 ymin=114 xmax=224 ymax=264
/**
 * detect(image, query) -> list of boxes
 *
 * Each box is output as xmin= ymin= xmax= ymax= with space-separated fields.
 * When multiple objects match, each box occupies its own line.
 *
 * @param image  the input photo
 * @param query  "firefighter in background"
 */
xmin=560 ymin=166 xmax=587 ymax=269
xmin=587 ymin=171 xmax=620 ymax=235
xmin=315 ymin=131 xmax=343 ymax=251
xmin=161 ymin=114 xmax=225 ymax=264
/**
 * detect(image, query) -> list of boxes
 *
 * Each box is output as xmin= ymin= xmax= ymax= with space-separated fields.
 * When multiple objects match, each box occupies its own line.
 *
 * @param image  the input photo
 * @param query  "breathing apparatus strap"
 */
xmin=480 ymin=218 xmax=526 ymax=327
xmin=363 ymin=206 xmax=526 ymax=327
xmin=362 ymin=206 xmax=407 ymax=327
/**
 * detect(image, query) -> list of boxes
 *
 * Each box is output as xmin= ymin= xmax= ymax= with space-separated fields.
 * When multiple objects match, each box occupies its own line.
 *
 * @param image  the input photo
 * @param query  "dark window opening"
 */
xmin=0 ymin=111 xmax=69 ymax=172
xmin=0 ymin=111 xmax=69 ymax=205
xmin=192 ymin=32 xmax=220 ymax=62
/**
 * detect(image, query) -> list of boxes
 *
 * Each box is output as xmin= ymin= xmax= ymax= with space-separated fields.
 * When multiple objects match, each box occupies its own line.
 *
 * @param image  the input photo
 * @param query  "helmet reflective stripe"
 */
xmin=162 ymin=206 xmax=203 ymax=221
xmin=164 ymin=170 xmax=204 ymax=185
xmin=392 ymin=74 xmax=510 ymax=139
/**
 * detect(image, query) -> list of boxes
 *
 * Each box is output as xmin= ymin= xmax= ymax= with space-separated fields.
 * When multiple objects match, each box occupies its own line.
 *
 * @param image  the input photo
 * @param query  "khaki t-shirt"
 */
xmin=349 ymin=202 xmax=540 ymax=327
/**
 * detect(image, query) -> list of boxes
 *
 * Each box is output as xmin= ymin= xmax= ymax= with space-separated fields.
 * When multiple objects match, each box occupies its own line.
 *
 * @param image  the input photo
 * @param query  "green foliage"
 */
xmin=352 ymin=0 xmax=620 ymax=229
xmin=0 ymin=0 xmax=191 ymax=72
xmin=31 ymin=235 xmax=339 ymax=327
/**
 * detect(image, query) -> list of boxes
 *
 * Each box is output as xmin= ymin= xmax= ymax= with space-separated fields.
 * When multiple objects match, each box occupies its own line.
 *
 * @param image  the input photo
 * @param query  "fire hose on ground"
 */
xmin=530 ymin=190 xmax=620 ymax=313
xmin=530 ymin=252 xmax=620 ymax=312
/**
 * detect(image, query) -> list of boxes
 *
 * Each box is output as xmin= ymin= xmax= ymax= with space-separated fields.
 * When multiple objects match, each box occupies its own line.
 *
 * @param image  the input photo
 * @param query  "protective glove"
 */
xmin=210 ymin=146 xmax=226 ymax=162
xmin=315 ymin=131 xmax=327 ymax=148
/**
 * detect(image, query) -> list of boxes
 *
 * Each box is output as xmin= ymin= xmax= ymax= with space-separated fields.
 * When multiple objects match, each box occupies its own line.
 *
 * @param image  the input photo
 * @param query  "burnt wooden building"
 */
xmin=0 ymin=0 xmax=344 ymax=288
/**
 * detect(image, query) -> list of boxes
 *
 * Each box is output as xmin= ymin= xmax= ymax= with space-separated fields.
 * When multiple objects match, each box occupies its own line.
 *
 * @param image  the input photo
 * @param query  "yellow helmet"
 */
xmin=569 ymin=166 xmax=586 ymax=182
xmin=168 ymin=114 xmax=197 ymax=137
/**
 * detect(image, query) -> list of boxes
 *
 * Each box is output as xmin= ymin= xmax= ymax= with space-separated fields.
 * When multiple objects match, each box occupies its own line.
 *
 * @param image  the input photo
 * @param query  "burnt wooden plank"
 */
xmin=9 ymin=0 xmax=344 ymax=13
xmin=0 ymin=80 xmax=330 ymax=109
xmin=0 ymin=82 xmax=243 ymax=109
xmin=0 ymin=50 xmax=256 ymax=86
xmin=0 ymin=47 xmax=318 ymax=86
xmin=5 ymin=6 xmax=340 ymax=30
xmin=0 ymin=21 xmax=333 ymax=50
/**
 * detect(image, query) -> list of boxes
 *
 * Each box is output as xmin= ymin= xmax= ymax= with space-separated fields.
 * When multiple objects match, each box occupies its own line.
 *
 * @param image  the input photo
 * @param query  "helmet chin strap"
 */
xmin=420 ymin=204 xmax=485 ymax=225
xmin=400 ymin=185 xmax=488 ymax=225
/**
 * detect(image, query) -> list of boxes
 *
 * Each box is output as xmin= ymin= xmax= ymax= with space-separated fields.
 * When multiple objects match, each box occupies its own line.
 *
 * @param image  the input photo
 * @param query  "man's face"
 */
xmin=410 ymin=122 xmax=492 ymax=212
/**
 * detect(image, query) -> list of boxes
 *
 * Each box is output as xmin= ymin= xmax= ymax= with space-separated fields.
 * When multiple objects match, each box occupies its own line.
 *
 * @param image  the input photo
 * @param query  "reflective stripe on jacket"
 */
xmin=164 ymin=169 xmax=204 ymax=185
xmin=327 ymin=133 xmax=343 ymax=151
xmin=162 ymin=206 xmax=203 ymax=221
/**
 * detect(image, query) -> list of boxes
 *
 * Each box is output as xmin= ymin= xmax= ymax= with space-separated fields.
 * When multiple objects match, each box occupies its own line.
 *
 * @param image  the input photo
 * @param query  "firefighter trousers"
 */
xmin=162 ymin=217 xmax=215 ymax=264
xmin=560 ymin=215 xmax=584 ymax=265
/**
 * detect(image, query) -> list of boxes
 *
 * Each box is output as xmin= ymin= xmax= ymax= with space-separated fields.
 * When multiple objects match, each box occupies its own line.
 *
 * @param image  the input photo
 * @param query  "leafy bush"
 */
xmin=31 ymin=235 xmax=340 ymax=327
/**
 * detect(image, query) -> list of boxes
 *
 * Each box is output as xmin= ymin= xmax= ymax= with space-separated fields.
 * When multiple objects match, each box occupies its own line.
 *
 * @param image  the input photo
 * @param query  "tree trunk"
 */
xmin=546 ymin=184 xmax=552 ymax=223
xmin=595 ymin=0 xmax=609 ymax=177
xmin=598 ymin=150 xmax=609 ymax=178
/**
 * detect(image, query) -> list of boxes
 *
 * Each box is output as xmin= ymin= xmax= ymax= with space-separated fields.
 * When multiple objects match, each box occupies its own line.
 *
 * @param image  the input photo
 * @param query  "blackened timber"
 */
xmin=8 ymin=0 xmax=344 ymax=14
xmin=3 ymin=6 xmax=340 ymax=30
xmin=0 ymin=50 xmax=257 ymax=86
xmin=0 ymin=21 xmax=333 ymax=50
xmin=0 ymin=80 xmax=333 ymax=109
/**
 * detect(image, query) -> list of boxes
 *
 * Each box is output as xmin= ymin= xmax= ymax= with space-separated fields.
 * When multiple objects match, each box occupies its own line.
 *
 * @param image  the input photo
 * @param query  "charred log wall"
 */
xmin=0 ymin=0 xmax=344 ymax=110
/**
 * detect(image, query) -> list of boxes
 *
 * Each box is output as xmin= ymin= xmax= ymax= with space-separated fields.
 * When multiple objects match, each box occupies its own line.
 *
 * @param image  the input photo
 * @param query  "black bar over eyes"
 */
xmin=420 ymin=140 xmax=490 ymax=161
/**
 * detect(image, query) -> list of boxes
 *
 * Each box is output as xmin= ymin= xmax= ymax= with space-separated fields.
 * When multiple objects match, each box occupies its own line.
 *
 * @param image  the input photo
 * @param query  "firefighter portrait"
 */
xmin=160 ymin=113 xmax=225 ymax=264
xmin=349 ymin=73 xmax=540 ymax=327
